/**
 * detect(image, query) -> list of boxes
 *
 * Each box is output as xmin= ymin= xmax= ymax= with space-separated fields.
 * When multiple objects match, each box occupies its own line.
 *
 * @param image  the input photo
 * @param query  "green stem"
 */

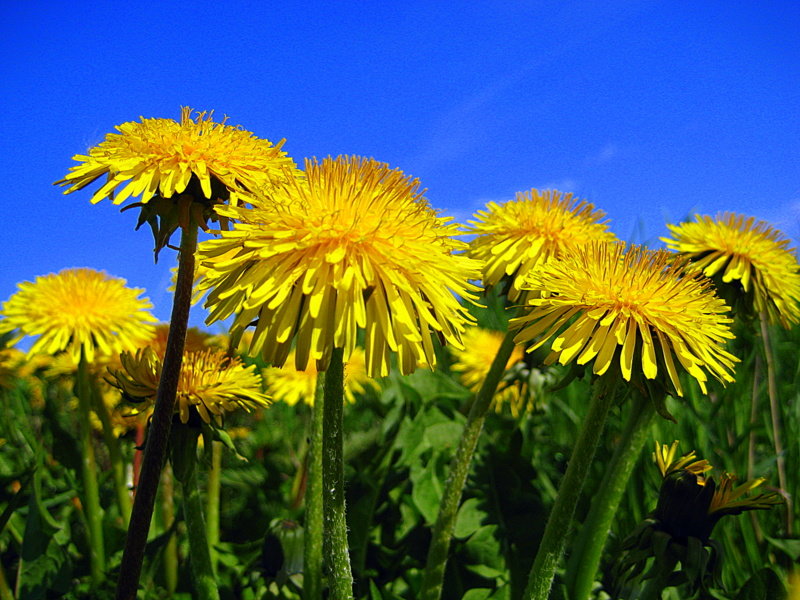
xmin=206 ymin=440 xmax=222 ymax=574
xmin=759 ymin=314 xmax=792 ymax=535
xmin=304 ymin=375 xmax=326 ymax=600
xmin=77 ymin=355 xmax=106 ymax=585
xmin=90 ymin=377 xmax=132 ymax=524
xmin=523 ymin=378 xmax=616 ymax=600
xmin=161 ymin=463 xmax=179 ymax=596
xmin=567 ymin=393 xmax=656 ymax=600
xmin=178 ymin=433 xmax=220 ymax=600
xmin=0 ymin=557 xmax=13 ymax=600
xmin=323 ymin=347 xmax=353 ymax=600
xmin=115 ymin=224 xmax=198 ymax=600
xmin=419 ymin=330 xmax=517 ymax=600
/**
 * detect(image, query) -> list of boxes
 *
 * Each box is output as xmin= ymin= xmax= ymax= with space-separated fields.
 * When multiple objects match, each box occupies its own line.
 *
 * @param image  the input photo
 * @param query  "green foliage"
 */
xmin=0 ymin=307 xmax=797 ymax=598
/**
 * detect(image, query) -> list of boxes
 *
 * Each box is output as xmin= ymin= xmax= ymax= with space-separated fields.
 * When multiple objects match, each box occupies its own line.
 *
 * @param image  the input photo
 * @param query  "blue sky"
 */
xmin=3 ymin=1 xmax=799 ymax=326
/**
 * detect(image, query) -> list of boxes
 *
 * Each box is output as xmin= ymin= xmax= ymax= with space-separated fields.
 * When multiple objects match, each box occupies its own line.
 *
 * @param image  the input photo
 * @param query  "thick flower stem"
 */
xmin=523 ymin=378 xmax=616 ymax=600
xmin=323 ymin=347 xmax=353 ymax=600
xmin=206 ymin=441 xmax=222 ymax=574
xmin=759 ymin=314 xmax=792 ymax=534
xmin=76 ymin=355 xmax=107 ymax=586
xmin=304 ymin=375 xmax=326 ymax=600
xmin=179 ymin=436 xmax=220 ymax=600
xmin=90 ymin=377 xmax=132 ymax=524
xmin=567 ymin=393 xmax=656 ymax=600
xmin=115 ymin=224 xmax=198 ymax=600
xmin=419 ymin=331 xmax=517 ymax=600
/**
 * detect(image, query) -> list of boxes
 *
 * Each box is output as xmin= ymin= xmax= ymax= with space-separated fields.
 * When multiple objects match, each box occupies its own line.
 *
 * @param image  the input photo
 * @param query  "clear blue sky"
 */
xmin=3 ymin=1 xmax=799 ymax=326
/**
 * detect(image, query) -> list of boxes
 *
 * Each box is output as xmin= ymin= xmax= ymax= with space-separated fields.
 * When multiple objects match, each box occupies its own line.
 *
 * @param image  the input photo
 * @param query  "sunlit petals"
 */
xmin=57 ymin=107 xmax=297 ymax=205
xmin=198 ymin=156 xmax=481 ymax=377
xmin=0 ymin=268 xmax=156 ymax=365
xmin=466 ymin=189 xmax=616 ymax=300
xmin=663 ymin=213 xmax=800 ymax=328
xmin=109 ymin=347 xmax=270 ymax=425
xmin=510 ymin=243 xmax=737 ymax=397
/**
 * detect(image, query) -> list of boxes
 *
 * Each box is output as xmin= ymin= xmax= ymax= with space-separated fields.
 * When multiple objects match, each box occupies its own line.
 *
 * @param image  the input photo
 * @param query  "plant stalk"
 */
xmin=206 ymin=440 xmax=222 ymax=574
xmin=567 ymin=393 xmax=656 ymax=600
xmin=419 ymin=330 xmax=517 ymax=600
xmin=523 ymin=378 xmax=616 ymax=600
xmin=322 ymin=347 xmax=353 ymax=600
xmin=760 ymin=314 xmax=792 ymax=535
xmin=76 ymin=354 xmax=107 ymax=586
xmin=115 ymin=224 xmax=198 ymax=600
xmin=179 ymin=433 xmax=220 ymax=600
xmin=304 ymin=375 xmax=326 ymax=600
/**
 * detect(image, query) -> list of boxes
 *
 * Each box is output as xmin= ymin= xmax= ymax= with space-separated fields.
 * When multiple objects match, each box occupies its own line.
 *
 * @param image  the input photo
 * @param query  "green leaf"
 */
xmin=462 ymin=589 xmax=493 ymax=600
xmin=411 ymin=465 xmax=442 ymax=524
xmin=764 ymin=535 xmax=800 ymax=561
xmin=463 ymin=525 xmax=504 ymax=570
xmin=454 ymin=497 xmax=485 ymax=539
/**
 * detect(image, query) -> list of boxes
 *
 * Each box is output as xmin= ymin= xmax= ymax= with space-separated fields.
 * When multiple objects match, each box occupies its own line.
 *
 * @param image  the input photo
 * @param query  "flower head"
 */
xmin=466 ymin=189 xmax=616 ymax=300
xmin=198 ymin=156 xmax=481 ymax=377
xmin=662 ymin=213 xmax=800 ymax=328
xmin=0 ymin=268 xmax=157 ymax=364
xmin=56 ymin=107 xmax=298 ymax=256
xmin=109 ymin=346 xmax=270 ymax=425
xmin=263 ymin=347 xmax=378 ymax=406
xmin=56 ymin=107 xmax=295 ymax=206
xmin=511 ymin=243 xmax=738 ymax=398
xmin=450 ymin=327 xmax=533 ymax=416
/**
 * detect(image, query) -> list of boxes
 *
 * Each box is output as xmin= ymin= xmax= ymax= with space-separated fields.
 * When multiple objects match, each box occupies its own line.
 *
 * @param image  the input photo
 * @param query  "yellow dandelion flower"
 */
xmin=198 ymin=156 xmax=481 ymax=377
xmin=466 ymin=189 xmax=616 ymax=300
xmin=450 ymin=327 xmax=532 ymax=417
xmin=511 ymin=243 xmax=738 ymax=398
xmin=145 ymin=323 xmax=218 ymax=358
xmin=0 ymin=268 xmax=157 ymax=365
xmin=56 ymin=107 xmax=296 ymax=206
xmin=662 ymin=213 xmax=800 ymax=328
xmin=263 ymin=347 xmax=378 ymax=406
xmin=109 ymin=346 xmax=270 ymax=425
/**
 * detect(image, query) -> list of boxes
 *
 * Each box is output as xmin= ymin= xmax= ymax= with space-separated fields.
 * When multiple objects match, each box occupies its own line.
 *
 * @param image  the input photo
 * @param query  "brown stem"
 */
xmin=115 ymin=225 xmax=198 ymax=600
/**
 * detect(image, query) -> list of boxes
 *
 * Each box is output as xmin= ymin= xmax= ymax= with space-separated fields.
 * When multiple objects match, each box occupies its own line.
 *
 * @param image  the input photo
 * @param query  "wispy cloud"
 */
xmin=586 ymin=143 xmax=619 ymax=165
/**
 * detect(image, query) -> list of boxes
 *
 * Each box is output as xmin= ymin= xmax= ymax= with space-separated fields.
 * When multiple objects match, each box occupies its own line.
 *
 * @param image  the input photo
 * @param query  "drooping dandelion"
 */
xmin=466 ymin=189 xmax=616 ymax=300
xmin=512 ymin=242 xmax=738 ymax=398
xmin=198 ymin=155 xmax=481 ymax=377
xmin=110 ymin=347 xmax=271 ymax=425
xmin=662 ymin=213 xmax=800 ymax=328
xmin=0 ymin=268 xmax=156 ymax=364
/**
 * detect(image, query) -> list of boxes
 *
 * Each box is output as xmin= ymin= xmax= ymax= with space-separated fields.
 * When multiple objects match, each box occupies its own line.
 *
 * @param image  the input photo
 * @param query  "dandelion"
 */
xmin=198 ymin=155 xmax=481 ymax=377
xmin=450 ymin=327 xmax=532 ymax=417
xmin=109 ymin=346 xmax=271 ymax=425
xmin=0 ymin=268 xmax=156 ymax=364
xmin=466 ymin=189 xmax=616 ymax=300
xmin=56 ymin=106 xmax=295 ymax=207
xmin=662 ymin=213 xmax=800 ymax=328
xmin=512 ymin=243 xmax=737 ymax=398
xmin=263 ymin=347 xmax=378 ymax=406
